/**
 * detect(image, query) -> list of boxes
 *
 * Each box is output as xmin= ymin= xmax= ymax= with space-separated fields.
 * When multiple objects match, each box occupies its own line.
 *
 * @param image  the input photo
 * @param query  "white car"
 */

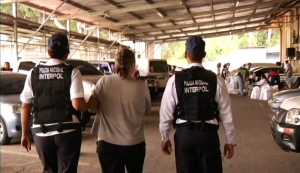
xmin=0 ymin=72 xmax=27 ymax=145
xmin=270 ymin=96 xmax=300 ymax=152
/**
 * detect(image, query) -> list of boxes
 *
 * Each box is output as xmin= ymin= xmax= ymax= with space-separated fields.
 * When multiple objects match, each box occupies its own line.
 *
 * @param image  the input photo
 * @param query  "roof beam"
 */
xmin=140 ymin=19 xmax=269 ymax=39
xmin=58 ymin=1 xmax=186 ymax=20
xmin=123 ymin=8 xmax=287 ymax=35
xmin=143 ymin=26 xmax=269 ymax=42
xmin=96 ymin=0 xmax=288 ymax=29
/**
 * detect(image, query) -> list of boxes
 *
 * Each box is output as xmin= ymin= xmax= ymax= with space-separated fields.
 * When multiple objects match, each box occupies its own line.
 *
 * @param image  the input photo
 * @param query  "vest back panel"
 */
xmin=175 ymin=66 xmax=217 ymax=121
xmin=31 ymin=64 xmax=74 ymax=124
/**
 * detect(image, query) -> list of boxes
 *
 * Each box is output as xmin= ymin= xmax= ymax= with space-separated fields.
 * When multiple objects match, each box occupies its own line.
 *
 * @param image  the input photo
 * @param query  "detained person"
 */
xmin=88 ymin=48 xmax=151 ymax=173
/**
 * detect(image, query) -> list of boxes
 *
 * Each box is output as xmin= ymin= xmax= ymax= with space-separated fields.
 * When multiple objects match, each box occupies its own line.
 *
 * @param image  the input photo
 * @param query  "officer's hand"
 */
xmin=161 ymin=140 xmax=172 ymax=155
xmin=223 ymin=143 xmax=236 ymax=159
xmin=21 ymin=133 xmax=32 ymax=152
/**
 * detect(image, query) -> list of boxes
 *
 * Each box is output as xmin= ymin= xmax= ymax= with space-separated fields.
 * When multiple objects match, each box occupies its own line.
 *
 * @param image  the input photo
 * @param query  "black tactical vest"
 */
xmin=31 ymin=63 xmax=75 ymax=124
xmin=174 ymin=66 xmax=219 ymax=122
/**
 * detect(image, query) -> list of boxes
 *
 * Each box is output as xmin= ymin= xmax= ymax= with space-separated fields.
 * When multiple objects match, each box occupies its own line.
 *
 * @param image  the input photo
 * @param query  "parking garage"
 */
xmin=0 ymin=0 xmax=299 ymax=73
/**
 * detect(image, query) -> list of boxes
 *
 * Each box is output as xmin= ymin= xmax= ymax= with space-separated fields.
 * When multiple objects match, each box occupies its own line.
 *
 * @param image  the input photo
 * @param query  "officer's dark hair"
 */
xmin=47 ymin=34 xmax=70 ymax=60
xmin=115 ymin=48 xmax=135 ymax=79
xmin=187 ymin=52 xmax=206 ymax=62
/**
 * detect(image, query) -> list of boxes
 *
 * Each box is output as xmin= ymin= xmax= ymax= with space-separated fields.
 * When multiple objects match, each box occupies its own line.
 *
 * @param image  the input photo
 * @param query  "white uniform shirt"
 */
xmin=159 ymin=63 xmax=236 ymax=144
xmin=20 ymin=59 xmax=85 ymax=136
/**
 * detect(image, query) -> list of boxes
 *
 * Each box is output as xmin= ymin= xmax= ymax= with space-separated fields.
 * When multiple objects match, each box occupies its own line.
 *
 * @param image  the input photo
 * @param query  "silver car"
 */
xmin=268 ymin=89 xmax=300 ymax=112
xmin=270 ymin=96 xmax=300 ymax=152
xmin=0 ymin=72 xmax=26 ymax=145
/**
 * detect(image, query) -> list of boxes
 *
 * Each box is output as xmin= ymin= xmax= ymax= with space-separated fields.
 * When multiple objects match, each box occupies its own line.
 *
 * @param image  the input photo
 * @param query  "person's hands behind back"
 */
xmin=223 ymin=143 xmax=235 ymax=159
xmin=161 ymin=140 xmax=172 ymax=155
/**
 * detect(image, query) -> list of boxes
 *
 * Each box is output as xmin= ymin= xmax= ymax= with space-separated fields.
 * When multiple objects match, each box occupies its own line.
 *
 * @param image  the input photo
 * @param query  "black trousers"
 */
xmin=174 ymin=125 xmax=222 ymax=173
xmin=270 ymin=75 xmax=281 ymax=88
xmin=33 ymin=128 xmax=82 ymax=173
xmin=96 ymin=140 xmax=146 ymax=173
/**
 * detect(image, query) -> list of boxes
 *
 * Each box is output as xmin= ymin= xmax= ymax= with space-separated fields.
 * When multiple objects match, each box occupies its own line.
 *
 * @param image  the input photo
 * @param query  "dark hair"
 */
xmin=115 ymin=48 xmax=135 ymax=79
xmin=187 ymin=52 xmax=206 ymax=62
xmin=48 ymin=48 xmax=70 ymax=60
xmin=261 ymin=73 xmax=270 ymax=85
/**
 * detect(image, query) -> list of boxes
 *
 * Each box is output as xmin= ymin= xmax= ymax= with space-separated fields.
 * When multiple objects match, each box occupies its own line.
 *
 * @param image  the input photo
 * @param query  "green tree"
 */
xmin=162 ymin=41 xmax=186 ymax=64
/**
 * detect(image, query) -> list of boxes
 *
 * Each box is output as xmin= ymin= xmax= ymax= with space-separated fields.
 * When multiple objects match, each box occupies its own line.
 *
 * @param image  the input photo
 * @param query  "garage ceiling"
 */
xmin=1 ymin=0 xmax=300 ymax=44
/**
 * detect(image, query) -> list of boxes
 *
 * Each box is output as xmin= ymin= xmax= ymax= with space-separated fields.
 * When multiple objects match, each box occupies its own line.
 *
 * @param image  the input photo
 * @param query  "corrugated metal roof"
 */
xmin=1 ymin=0 xmax=299 ymax=43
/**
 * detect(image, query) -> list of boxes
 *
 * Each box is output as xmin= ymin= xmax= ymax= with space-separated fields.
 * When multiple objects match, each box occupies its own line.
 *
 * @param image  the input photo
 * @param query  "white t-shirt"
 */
xmin=91 ymin=74 xmax=151 ymax=145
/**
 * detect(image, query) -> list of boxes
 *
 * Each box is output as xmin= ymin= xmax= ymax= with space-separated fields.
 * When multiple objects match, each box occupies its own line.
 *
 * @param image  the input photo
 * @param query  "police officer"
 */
xmin=20 ymin=33 xmax=88 ymax=172
xmin=159 ymin=36 xmax=236 ymax=173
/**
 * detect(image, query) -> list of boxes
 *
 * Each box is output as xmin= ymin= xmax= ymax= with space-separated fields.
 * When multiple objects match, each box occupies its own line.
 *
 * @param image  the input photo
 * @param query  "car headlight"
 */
xmin=285 ymin=108 xmax=300 ymax=125
xmin=1 ymin=103 xmax=22 ymax=114
xmin=272 ymin=97 xmax=282 ymax=102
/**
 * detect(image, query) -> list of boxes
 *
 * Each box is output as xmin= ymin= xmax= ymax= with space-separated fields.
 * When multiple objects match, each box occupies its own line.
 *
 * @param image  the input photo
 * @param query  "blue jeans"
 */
xmin=237 ymin=76 xmax=244 ymax=94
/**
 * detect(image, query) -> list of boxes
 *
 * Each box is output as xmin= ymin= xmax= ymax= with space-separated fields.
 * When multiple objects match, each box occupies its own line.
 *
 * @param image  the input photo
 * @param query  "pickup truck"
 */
xmin=89 ymin=60 xmax=159 ymax=98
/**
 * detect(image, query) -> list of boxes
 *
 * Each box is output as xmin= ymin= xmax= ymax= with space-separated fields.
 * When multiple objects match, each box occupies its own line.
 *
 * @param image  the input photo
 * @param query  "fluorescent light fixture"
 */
xmin=157 ymin=11 xmax=164 ymax=17
xmin=99 ymin=46 xmax=105 ymax=49
xmin=73 ymin=42 xmax=80 ymax=45
xmin=19 ymin=37 xmax=30 ymax=42
xmin=236 ymin=0 xmax=239 ymax=7
xmin=0 ymin=34 xmax=9 ymax=41
xmin=33 ymin=36 xmax=42 ymax=40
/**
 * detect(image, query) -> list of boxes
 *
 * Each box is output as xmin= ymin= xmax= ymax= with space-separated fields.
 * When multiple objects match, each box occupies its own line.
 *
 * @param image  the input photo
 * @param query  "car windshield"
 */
xmin=66 ymin=60 xmax=103 ymax=75
xmin=0 ymin=73 xmax=26 ymax=95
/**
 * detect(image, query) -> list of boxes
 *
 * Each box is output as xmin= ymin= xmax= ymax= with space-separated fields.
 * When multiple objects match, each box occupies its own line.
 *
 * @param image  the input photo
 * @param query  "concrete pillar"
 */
xmin=147 ymin=42 xmax=155 ymax=59
xmin=12 ymin=2 xmax=18 ymax=63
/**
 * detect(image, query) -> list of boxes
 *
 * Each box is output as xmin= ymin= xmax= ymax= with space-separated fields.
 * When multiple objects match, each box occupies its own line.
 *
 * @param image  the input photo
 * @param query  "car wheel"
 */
xmin=0 ymin=117 xmax=12 ymax=145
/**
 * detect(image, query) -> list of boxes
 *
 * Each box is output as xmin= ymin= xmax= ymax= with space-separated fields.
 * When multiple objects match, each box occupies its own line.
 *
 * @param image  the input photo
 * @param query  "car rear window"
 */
xmin=0 ymin=74 xmax=26 ymax=94
xmin=149 ymin=61 xmax=168 ymax=73
xmin=66 ymin=60 xmax=103 ymax=75
xmin=19 ymin=61 xmax=36 ymax=71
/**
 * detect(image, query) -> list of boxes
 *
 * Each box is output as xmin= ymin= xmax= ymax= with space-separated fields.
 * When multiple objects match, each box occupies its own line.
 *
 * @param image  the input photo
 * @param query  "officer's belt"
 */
xmin=31 ymin=123 xmax=81 ymax=134
xmin=176 ymin=122 xmax=219 ymax=131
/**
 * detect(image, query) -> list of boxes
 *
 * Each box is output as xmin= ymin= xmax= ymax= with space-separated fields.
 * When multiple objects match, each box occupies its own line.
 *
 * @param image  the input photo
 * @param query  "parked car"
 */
xmin=89 ymin=60 xmax=115 ymax=75
xmin=13 ymin=58 xmax=104 ymax=130
xmin=137 ymin=58 xmax=169 ymax=94
xmin=0 ymin=72 xmax=26 ymax=145
xmin=270 ymin=96 xmax=300 ymax=152
xmin=230 ymin=62 xmax=278 ymax=75
xmin=268 ymin=89 xmax=300 ymax=112
xmin=89 ymin=60 xmax=159 ymax=98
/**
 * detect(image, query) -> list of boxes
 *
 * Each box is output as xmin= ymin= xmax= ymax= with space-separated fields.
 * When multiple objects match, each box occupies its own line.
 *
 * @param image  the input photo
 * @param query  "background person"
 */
xmin=216 ymin=62 xmax=221 ymax=75
xmin=159 ymin=36 xmax=236 ymax=173
xmin=20 ymin=33 xmax=88 ymax=172
xmin=237 ymin=67 xmax=249 ymax=95
xmin=268 ymin=69 xmax=281 ymax=89
xmin=88 ymin=48 xmax=151 ymax=173
xmin=250 ymin=74 xmax=270 ymax=100
xmin=132 ymin=64 xmax=140 ymax=79
xmin=1 ymin=61 xmax=13 ymax=71
xmin=285 ymin=60 xmax=293 ymax=80
xmin=221 ymin=64 xmax=229 ymax=80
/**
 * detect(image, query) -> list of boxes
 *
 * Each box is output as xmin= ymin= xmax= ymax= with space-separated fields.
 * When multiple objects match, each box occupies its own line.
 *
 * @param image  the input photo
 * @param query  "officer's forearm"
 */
xmin=21 ymin=103 xmax=32 ymax=135
xmin=72 ymin=98 xmax=88 ymax=111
